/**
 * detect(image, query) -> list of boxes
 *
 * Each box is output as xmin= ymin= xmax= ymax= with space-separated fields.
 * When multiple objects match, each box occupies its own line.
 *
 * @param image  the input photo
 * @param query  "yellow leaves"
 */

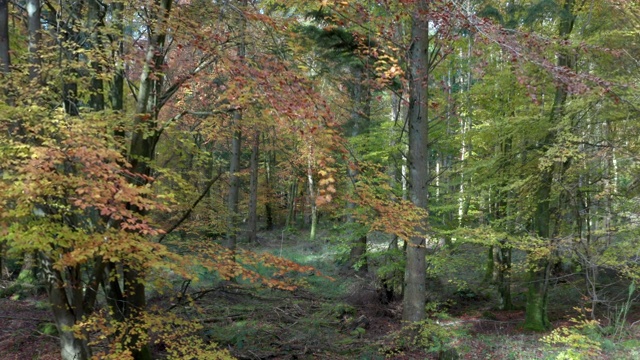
xmin=76 ymin=309 xmax=233 ymax=360
xmin=320 ymin=0 xmax=349 ymax=5
xmin=318 ymin=177 xmax=335 ymax=186
xmin=541 ymin=317 xmax=603 ymax=358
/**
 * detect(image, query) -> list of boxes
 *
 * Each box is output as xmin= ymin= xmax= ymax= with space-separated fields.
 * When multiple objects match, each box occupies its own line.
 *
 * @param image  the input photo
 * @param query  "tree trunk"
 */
xmin=286 ymin=179 xmax=298 ymax=229
xmin=497 ymin=244 xmax=513 ymax=310
xmin=87 ymin=0 xmax=105 ymax=111
xmin=41 ymin=255 xmax=91 ymax=360
xmin=348 ymin=235 xmax=368 ymax=273
xmin=121 ymin=0 xmax=173 ymax=357
xmin=523 ymin=0 xmax=575 ymax=331
xmin=346 ymin=65 xmax=370 ymax=273
xmin=226 ymin=124 xmax=242 ymax=249
xmin=403 ymin=0 xmax=430 ymax=323
xmin=0 ymin=0 xmax=9 ymax=74
xmin=27 ymin=0 xmax=41 ymax=82
xmin=247 ymin=131 xmax=260 ymax=242
xmin=109 ymin=0 xmax=125 ymax=146
xmin=264 ymin=134 xmax=275 ymax=230
xmin=0 ymin=241 xmax=7 ymax=280
xmin=225 ymin=0 xmax=247 ymax=249
xmin=307 ymin=154 xmax=317 ymax=242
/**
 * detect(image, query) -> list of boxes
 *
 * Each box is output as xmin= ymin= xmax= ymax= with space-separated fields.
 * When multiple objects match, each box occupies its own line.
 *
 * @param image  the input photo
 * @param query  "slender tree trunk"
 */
xmin=0 ymin=0 xmax=13 ymax=106
xmin=225 ymin=0 xmax=247 ymax=249
xmin=264 ymin=133 xmax=275 ymax=230
xmin=286 ymin=179 xmax=298 ymax=228
xmin=0 ymin=0 xmax=9 ymax=74
xmin=403 ymin=0 xmax=430 ymax=323
xmin=457 ymin=19 xmax=473 ymax=226
xmin=307 ymin=153 xmax=317 ymax=242
xmin=247 ymin=131 xmax=260 ymax=242
xmin=87 ymin=0 xmax=105 ymax=111
xmin=226 ymin=124 xmax=242 ymax=249
xmin=122 ymin=0 xmax=173 ymax=357
xmin=27 ymin=0 xmax=41 ymax=82
xmin=60 ymin=0 xmax=84 ymax=117
xmin=109 ymin=0 xmax=125 ymax=146
xmin=346 ymin=66 xmax=370 ymax=273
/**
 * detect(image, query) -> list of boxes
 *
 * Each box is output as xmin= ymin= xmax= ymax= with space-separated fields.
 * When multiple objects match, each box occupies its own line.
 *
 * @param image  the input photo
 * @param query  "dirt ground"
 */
xmin=0 ymin=295 xmax=60 ymax=360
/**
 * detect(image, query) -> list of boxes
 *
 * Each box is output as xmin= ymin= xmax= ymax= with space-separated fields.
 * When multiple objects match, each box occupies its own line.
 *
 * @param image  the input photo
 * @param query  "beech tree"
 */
xmin=3 ymin=1 xmax=640 ymax=358
xmin=0 ymin=0 xmax=336 ymax=358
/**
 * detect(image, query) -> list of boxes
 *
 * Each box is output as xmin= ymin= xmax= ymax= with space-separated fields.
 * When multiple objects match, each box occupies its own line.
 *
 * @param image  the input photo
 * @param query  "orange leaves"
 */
xmin=346 ymin=165 xmax=428 ymax=240
xmin=1 ymin=110 xmax=170 ymax=268
xmin=172 ymin=240 xmax=326 ymax=291
xmin=315 ymin=155 xmax=339 ymax=206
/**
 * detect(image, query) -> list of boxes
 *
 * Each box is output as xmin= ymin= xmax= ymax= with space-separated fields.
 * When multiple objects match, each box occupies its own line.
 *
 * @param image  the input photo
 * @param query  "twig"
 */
xmin=199 ymin=314 xmax=246 ymax=323
xmin=0 ymin=315 xmax=50 ymax=322
xmin=158 ymin=172 xmax=223 ymax=243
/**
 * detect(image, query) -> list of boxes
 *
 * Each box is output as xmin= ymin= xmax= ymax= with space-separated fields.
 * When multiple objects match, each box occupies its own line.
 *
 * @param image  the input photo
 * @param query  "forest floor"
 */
xmin=2 ymin=228 xmax=640 ymax=359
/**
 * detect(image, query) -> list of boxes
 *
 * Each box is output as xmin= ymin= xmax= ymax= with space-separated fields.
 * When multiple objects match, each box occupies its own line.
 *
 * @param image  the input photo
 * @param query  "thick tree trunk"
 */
xmin=524 ymin=0 xmax=575 ymax=331
xmin=496 ymin=244 xmax=513 ymax=310
xmin=41 ymin=255 xmax=91 ymax=360
xmin=403 ymin=0 xmax=430 ymax=323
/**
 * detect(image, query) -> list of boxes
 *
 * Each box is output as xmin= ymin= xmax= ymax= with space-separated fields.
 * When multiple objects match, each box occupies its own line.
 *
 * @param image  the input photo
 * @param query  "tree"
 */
xmin=0 ymin=0 xmax=9 ymax=74
xmin=403 ymin=0 xmax=431 ymax=322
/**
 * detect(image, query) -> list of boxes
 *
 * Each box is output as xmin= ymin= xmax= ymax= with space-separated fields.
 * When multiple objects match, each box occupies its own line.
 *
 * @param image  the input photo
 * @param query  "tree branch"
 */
xmin=157 ymin=172 xmax=223 ymax=243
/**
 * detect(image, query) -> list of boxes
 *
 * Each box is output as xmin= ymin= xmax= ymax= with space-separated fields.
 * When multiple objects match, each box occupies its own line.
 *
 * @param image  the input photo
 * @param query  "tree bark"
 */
xmin=27 ymin=0 xmax=41 ymax=82
xmin=87 ymin=0 xmax=105 ymax=111
xmin=0 ymin=0 xmax=9 ymax=74
xmin=346 ymin=65 xmax=370 ymax=273
xmin=41 ymin=254 xmax=91 ymax=360
xmin=403 ymin=0 xmax=430 ymax=323
xmin=264 ymin=133 xmax=275 ymax=230
xmin=286 ymin=179 xmax=298 ymax=228
xmin=225 ymin=0 xmax=247 ymax=249
xmin=247 ymin=131 xmax=260 ymax=242
xmin=307 ymin=153 xmax=318 ymax=242
xmin=226 ymin=124 xmax=242 ymax=249
xmin=496 ymin=243 xmax=513 ymax=310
